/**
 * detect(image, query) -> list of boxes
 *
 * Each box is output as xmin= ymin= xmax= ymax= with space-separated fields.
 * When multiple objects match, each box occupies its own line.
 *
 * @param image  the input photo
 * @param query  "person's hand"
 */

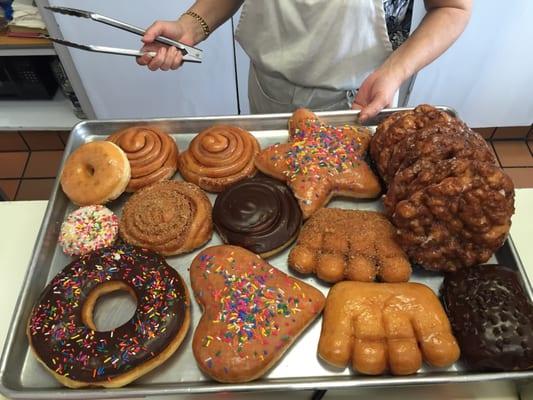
xmin=136 ymin=19 xmax=197 ymax=71
xmin=352 ymin=66 xmax=403 ymax=122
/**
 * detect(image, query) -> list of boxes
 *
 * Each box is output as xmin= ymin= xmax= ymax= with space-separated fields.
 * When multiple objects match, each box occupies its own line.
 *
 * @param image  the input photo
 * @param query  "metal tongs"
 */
xmin=43 ymin=6 xmax=203 ymax=63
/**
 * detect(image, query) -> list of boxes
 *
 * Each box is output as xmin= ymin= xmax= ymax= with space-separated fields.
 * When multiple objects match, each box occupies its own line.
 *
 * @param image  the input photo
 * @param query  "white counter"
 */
xmin=1 ymin=190 xmax=532 ymax=400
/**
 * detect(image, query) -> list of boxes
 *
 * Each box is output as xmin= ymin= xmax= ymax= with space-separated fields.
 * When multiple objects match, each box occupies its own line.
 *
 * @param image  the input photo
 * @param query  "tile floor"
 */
xmin=0 ymin=128 xmax=532 ymax=201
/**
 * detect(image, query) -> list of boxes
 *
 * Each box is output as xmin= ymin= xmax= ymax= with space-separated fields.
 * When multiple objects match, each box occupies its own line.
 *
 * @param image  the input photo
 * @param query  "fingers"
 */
xmin=289 ymin=229 xmax=323 ymax=274
xmin=317 ymin=284 xmax=355 ymax=368
xmin=346 ymin=255 xmax=376 ymax=282
xmin=317 ymin=252 xmax=345 ymax=282
xmin=383 ymin=308 xmax=422 ymax=375
xmin=359 ymin=94 xmax=390 ymax=123
xmin=352 ymin=308 xmax=387 ymax=375
xmin=379 ymin=256 xmax=412 ymax=283
xmin=144 ymin=47 xmax=184 ymax=71
xmin=143 ymin=21 xmax=168 ymax=44
xmin=410 ymin=287 xmax=461 ymax=367
xmin=317 ymin=233 xmax=349 ymax=282
xmin=289 ymin=244 xmax=316 ymax=274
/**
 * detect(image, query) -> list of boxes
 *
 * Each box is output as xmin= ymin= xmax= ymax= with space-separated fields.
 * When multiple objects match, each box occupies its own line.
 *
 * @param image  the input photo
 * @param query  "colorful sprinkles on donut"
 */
xmin=27 ymin=243 xmax=190 ymax=387
xmin=59 ymin=205 xmax=119 ymax=256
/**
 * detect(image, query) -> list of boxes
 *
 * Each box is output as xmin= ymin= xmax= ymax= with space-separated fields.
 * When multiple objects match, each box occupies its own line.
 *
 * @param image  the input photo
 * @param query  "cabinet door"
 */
xmin=407 ymin=0 xmax=533 ymax=127
xmin=48 ymin=0 xmax=238 ymax=118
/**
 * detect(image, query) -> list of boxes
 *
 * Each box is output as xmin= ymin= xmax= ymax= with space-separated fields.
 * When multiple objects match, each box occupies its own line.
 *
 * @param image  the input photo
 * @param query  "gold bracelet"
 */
xmin=184 ymin=10 xmax=211 ymax=39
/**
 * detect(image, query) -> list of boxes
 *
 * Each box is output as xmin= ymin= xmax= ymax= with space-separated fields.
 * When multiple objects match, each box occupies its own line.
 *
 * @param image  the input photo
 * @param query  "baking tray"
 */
xmin=2 ymin=107 xmax=533 ymax=399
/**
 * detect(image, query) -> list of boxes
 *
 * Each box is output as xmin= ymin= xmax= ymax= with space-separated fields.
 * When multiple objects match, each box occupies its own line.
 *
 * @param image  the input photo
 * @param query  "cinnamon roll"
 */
xmin=106 ymin=126 xmax=179 ymax=192
xmin=119 ymin=181 xmax=212 ymax=256
xmin=213 ymin=176 xmax=302 ymax=257
xmin=179 ymin=125 xmax=260 ymax=192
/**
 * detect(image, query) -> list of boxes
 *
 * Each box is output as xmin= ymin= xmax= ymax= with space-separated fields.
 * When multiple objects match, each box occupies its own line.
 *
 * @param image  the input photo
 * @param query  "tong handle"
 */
xmin=91 ymin=13 xmax=203 ymax=60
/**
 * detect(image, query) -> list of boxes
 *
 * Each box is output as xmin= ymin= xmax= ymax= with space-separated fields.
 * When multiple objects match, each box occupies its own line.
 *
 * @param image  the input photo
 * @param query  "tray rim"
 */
xmin=4 ymin=105 xmax=532 ymax=399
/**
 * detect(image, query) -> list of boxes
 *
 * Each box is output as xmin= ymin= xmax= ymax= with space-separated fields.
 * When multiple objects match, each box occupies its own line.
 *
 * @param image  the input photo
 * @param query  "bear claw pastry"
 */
xmin=318 ymin=281 xmax=460 ymax=376
xmin=289 ymin=208 xmax=411 ymax=283
xmin=190 ymin=245 xmax=325 ymax=383
xmin=255 ymin=108 xmax=381 ymax=218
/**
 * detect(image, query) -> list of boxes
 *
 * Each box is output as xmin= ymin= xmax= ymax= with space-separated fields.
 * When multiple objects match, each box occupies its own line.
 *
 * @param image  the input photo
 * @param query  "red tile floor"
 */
xmin=0 ymin=128 xmax=532 ymax=201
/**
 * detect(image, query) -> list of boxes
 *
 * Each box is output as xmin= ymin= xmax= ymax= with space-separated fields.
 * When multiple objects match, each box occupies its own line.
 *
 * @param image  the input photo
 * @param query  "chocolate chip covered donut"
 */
xmin=442 ymin=264 xmax=533 ymax=371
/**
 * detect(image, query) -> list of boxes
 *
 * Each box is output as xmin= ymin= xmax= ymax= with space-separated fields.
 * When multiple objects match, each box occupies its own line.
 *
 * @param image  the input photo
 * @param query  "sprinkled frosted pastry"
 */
xmin=255 ymin=108 xmax=381 ymax=218
xmin=190 ymin=245 xmax=325 ymax=383
xmin=59 ymin=205 xmax=119 ymax=256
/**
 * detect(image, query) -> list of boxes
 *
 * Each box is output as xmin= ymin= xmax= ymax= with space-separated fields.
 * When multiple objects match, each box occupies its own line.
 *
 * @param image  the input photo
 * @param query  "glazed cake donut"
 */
xmin=27 ymin=243 xmax=190 ymax=388
xmin=179 ymin=124 xmax=260 ymax=192
xmin=106 ymin=126 xmax=179 ymax=192
xmin=60 ymin=141 xmax=130 ymax=206
xmin=58 ymin=205 xmax=119 ymax=256
xmin=213 ymin=176 xmax=302 ymax=257
xmin=120 ymin=180 xmax=213 ymax=256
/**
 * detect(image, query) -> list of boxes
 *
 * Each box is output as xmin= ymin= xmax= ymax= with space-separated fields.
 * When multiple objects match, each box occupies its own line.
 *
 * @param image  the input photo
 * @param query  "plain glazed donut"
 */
xmin=27 ymin=243 xmax=190 ymax=388
xmin=60 ymin=141 xmax=131 ymax=206
xmin=178 ymin=124 xmax=260 ymax=192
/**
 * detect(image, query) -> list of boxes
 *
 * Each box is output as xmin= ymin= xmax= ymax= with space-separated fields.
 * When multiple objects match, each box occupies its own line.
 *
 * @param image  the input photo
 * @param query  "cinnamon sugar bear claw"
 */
xmin=289 ymin=208 xmax=411 ymax=283
xmin=318 ymin=281 xmax=460 ymax=376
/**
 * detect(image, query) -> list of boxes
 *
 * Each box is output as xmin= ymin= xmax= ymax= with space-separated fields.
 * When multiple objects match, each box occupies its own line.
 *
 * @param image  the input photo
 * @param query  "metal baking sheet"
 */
xmin=2 ymin=107 xmax=532 ymax=399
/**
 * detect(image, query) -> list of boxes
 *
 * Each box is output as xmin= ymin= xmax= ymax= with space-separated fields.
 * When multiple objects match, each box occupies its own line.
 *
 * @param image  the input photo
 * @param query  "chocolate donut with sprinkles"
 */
xmin=190 ymin=245 xmax=325 ymax=383
xmin=27 ymin=243 xmax=190 ymax=388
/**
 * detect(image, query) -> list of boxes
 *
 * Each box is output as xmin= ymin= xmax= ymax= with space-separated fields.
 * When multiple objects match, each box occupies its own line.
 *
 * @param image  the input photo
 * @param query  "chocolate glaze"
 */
xmin=213 ymin=176 xmax=302 ymax=255
xmin=28 ymin=243 xmax=189 ymax=382
xmin=441 ymin=264 xmax=533 ymax=371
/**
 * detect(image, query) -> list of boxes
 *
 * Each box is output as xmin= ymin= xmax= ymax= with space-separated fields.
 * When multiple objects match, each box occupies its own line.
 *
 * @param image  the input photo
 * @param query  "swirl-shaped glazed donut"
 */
xmin=27 ymin=243 xmax=190 ymax=388
xmin=179 ymin=125 xmax=260 ymax=192
xmin=60 ymin=141 xmax=130 ymax=206
xmin=120 ymin=180 xmax=213 ymax=256
xmin=107 ymin=126 xmax=179 ymax=192
xmin=213 ymin=176 xmax=302 ymax=257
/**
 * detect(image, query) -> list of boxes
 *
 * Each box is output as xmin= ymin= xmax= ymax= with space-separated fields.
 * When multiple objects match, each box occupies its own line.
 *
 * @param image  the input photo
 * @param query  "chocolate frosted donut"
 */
xmin=442 ymin=265 xmax=533 ymax=371
xmin=213 ymin=176 xmax=302 ymax=257
xmin=27 ymin=243 xmax=190 ymax=388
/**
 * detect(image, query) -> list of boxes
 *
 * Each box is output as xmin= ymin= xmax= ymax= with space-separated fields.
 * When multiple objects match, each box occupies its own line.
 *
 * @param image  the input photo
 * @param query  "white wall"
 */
xmin=47 ymin=0 xmax=239 ymax=119
xmin=407 ymin=0 xmax=533 ymax=127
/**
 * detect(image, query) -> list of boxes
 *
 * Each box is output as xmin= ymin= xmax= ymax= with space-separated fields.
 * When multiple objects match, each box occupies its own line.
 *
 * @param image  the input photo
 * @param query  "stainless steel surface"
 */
xmin=44 ymin=6 xmax=203 ymax=63
xmin=2 ymin=107 xmax=532 ymax=399
xmin=45 ymin=37 xmax=157 ymax=58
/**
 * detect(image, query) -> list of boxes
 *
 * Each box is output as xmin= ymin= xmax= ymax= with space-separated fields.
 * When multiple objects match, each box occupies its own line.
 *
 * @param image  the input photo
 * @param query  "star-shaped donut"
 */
xmin=255 ymin=109 xmax=381 ymax=218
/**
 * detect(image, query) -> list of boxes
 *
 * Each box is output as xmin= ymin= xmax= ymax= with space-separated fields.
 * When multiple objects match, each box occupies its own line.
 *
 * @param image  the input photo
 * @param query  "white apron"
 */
xmin=235 ymin=0 xmax=393 ymax=113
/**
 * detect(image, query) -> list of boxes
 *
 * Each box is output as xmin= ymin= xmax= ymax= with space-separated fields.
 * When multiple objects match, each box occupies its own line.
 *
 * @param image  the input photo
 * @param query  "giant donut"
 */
xmin=27 ymin=243 xmax=190 ymax=388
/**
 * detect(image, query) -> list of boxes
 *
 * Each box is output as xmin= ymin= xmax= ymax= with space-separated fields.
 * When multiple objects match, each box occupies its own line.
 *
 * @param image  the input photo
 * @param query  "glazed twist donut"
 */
xmin=179 ymin=125 xmax=260 ymax=192
xmin=107 ymin=126 xmax=179 ymax=192
xmin=120 ymin=180 xmax=213 ymax=256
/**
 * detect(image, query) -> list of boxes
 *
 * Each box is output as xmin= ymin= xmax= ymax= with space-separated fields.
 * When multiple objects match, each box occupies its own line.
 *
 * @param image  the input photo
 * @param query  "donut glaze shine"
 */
xmin=27 ymin=243 xmax=189 ymax=388
xmin=213 ymin=176 xmax=302 ymax=257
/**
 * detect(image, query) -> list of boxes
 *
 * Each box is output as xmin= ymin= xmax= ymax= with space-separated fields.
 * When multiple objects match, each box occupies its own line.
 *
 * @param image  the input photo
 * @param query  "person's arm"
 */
xmin=353 ymin=0 xmax=472 ymax=122
xmin=137 ymin=0 xmax=244 ymax=71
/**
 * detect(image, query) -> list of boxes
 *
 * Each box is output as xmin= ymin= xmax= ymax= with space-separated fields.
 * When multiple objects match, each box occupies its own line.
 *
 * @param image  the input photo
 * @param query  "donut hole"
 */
xmin=82 ymin=282 xmax=138 ymax=332
xmin=86 ymin=164 xmax=96 ymax=176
